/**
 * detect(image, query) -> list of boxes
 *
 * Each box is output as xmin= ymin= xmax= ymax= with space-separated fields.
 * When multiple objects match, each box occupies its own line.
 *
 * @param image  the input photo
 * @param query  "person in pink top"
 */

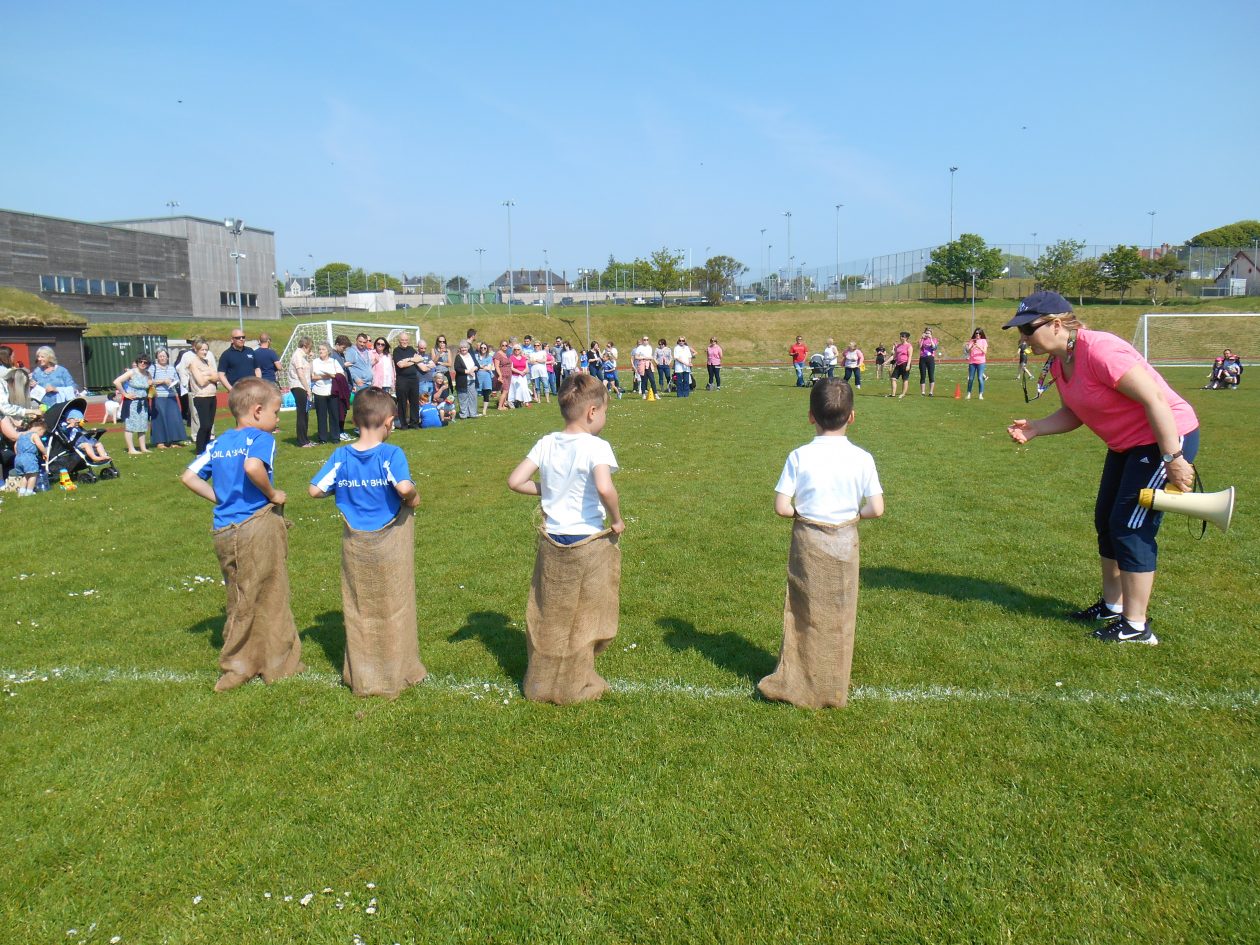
xmin=1006 ymin=292 xmax=1199 ymax=646
xmin=706 ymin=337 xmax=723 ymax=391
xmin=888 ymin=331 xmax=913 ymax=399
xmin=963 ymin=327 xmax=988 ymax=400
xmin=371 ymin=337 xmax=396 ymax=393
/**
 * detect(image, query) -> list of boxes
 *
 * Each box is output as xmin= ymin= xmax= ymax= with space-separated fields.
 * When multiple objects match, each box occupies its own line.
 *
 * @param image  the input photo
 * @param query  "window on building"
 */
xmin=40 ymin=275 xmax=55 ymax=293
xmin=118 ymin=282 xmax=131 ymax=298
xmin=105 ymin=280 xmax=118 ymax=295
xmin=89 ymin=279 xmax=103 ymax=295
xmin=247 ymin=293 xmax=258 ymax=308
xmin=73 ymin=277 xmax=88 ymax=294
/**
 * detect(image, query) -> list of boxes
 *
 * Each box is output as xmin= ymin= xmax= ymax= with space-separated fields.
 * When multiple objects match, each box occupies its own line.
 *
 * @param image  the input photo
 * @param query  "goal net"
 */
xmin=276 ymin=320 xmax=421 ymax=387
xmin=1131 ymin=313 xmax=1258 ymax=367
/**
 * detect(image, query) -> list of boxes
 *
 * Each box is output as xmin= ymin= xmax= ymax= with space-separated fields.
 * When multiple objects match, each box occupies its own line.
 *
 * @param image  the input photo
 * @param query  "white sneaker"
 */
xmin=965 ymin=393 xmax=971 ymax=399
xmin=978 ymin=394 xmax=984 ymax=400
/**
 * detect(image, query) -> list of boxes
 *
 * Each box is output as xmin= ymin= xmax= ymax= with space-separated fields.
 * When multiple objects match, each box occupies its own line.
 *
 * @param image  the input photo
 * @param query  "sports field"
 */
xmin=2 ymin=323 xmax=1257 ymax=943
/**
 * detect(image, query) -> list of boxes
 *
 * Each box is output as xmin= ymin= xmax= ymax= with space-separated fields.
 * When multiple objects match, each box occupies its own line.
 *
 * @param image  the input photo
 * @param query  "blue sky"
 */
xmin=5 ymin=0 xmax=1256 ymax=283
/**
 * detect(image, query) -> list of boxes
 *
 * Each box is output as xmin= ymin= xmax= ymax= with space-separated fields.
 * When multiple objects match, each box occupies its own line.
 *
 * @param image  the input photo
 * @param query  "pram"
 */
xmin=807 ymin=353 xmax=829 ymax=386
xmin=42 ymin=398 xmax=120 ymax=485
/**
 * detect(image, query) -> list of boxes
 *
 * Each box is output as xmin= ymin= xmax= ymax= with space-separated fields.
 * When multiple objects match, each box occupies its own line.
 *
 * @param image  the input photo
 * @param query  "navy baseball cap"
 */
xmin=1003 ymin=291 xmax=1073 ymax=329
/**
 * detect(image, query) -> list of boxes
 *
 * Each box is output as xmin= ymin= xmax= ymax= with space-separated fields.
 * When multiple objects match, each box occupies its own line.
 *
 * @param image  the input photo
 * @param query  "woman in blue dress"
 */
xmin=474 ymin=342 xmax=495 ymax=417
xmin=30 ymin=347 xmax=78 ymax=408
xmin=113 ymin=355 xmax=153 ymax=454
xmin=148 ymin=348 xmax=188 ymax=448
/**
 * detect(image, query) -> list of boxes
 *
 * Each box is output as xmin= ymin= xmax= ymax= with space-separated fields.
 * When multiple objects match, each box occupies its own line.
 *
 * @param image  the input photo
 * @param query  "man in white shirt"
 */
xmin=671 ymin=337 xmax=694 ymax=398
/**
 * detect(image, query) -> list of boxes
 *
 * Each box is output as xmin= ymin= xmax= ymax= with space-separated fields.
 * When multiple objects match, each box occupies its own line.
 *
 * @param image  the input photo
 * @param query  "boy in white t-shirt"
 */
xmin=759 ymin=378 xmax=884 ymax=709
xmin=507 ymin=374 xmax=625 ymax=704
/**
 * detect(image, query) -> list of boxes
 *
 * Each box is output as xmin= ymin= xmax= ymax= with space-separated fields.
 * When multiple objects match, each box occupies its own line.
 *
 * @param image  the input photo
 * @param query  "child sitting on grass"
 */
xmin=507 ymin=373 xmax=625 ymax=704
xmin=309 ymin=387 xmax=427 ymax=699
xmin=180 ymin=378 xmax=305 ymax=692
xmin=759 ymin=378 xmax=884 ymax=709
xmin=417 ymin=392 xmax=447 ymax=428
xmin=12 ymin=415 xmax=48 ymax=497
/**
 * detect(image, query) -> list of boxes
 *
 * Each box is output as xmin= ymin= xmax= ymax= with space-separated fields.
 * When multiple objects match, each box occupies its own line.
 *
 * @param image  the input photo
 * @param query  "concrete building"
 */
xmin=0 ymin=208 xmax=278 ymax=322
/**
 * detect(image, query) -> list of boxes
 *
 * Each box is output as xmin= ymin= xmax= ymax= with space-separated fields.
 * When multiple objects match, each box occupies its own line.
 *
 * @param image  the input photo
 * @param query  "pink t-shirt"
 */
xmin=707 ymin=344 xmax=722 ymax=366
xmin=1051 ymin=328 xmax=1197 ymax=452
xmin=919 ymin=337 xmax=937 ymax=358
xmin=510 ymin=354 xmax=528 ymax=375
xmin=893 ymin=342 xmax=912 ymax=365
xmin=966 ymin=338 xmax=988 ymax=365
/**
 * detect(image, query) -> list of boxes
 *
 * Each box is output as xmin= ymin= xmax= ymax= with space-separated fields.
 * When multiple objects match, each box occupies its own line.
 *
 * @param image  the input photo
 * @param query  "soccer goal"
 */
xmin=1131 ymin=313 xmax=1258 ymax=367
xmin=276 ymin=320 xmax=421 ymax=387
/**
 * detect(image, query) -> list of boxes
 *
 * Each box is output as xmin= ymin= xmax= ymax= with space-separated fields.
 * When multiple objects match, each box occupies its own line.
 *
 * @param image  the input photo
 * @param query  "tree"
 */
xmin=700 ymin=255 xmax=748 ymax=303
xmin=421 ymin=273 xmax=444 ymax=293
xmin=275 ymin=279 xmax=286 ymax=297
xmin=923 ymin=234 xmax=1005 ymax=299
xmin=1062 ymin=258 xmax=1103 ymax=306
xmin=313 ymin=262 xmax=352 ymax=297
xmin=639 ymin=248 xmax=684 ymax=306
xmin=446 ymin=275 xmax=470 ymax=292
xmin=1186 ymin=220 xmax=1260 ymax=247
xmin=1098 ymin=245 xmax=1145 ymax=302
xmin=1143 ymin=253 xmax=1185 ymax=304
xmin=1029 ymin=239 xmax=1087 ymax=293
xmin=366 ymin=271 xmax=402 ymax=292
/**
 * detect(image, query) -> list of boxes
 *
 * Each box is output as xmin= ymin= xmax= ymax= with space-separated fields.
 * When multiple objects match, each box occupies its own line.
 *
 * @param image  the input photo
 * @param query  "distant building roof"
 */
xmin=491 ymin=269 xmax=568 ymax=289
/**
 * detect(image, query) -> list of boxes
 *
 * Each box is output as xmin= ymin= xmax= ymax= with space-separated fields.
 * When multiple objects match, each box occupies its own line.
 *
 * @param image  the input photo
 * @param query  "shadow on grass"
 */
xmin=659 ymin=617 xmax=776 ymax=683
xmin=301 ymin=610 xmax=346 ymax=668
xmin=186 ymin=613 xmax=224 ymax=649
xmin=449 ymin=611 xmax=524 ymax=681
xmin=862 ymin=566 xmax=1073 ymax=616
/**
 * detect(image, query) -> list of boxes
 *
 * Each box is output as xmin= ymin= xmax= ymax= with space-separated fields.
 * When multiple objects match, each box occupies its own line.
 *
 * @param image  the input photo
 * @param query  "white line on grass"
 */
xmin=3 ymin=666 xmax=1258 ymax=710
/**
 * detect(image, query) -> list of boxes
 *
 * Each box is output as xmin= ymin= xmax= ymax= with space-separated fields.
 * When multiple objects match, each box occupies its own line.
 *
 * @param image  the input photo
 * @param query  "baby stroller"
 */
xmin=807 ymin=353 xmax=829 ymax=387
xmin=42 ymin=398 xmax=120 ymax=485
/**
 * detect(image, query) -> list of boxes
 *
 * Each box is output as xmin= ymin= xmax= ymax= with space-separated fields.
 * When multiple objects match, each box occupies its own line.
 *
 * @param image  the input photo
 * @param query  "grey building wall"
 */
xmin=0 ymin=208 xmax=192 ymax=320
xmin=107 ymin=217 xmax=279 ymax=320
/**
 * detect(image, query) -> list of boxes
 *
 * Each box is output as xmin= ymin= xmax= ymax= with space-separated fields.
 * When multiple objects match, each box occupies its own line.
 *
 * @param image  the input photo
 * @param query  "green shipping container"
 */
xmin=83 ymin=334 xmax=169 ymax=390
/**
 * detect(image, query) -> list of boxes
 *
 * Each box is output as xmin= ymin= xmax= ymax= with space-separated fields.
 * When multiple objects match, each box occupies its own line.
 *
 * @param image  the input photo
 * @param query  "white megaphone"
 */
xmin=1138 ymin=486 xmax=1235 ymax=533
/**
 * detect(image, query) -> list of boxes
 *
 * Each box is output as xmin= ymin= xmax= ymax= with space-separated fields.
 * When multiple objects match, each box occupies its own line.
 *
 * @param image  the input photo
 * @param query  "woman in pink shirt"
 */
xmin=963 ymin=328 xmax=988 ymax=400
xmin=706 ymin=337 xmax=723 ymax=391
xmin=1006 ymin=292 xmax=1198 ymax=646
xmin=888 ymin=331 xmax=913 ymax=399
xmin=371 ymin=336 xmax=396 ymax=393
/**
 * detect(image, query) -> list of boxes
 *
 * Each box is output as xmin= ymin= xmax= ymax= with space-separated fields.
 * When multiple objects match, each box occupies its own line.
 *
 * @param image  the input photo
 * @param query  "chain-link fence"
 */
xmin=733 ymin=244 xmax=1258 ymax=302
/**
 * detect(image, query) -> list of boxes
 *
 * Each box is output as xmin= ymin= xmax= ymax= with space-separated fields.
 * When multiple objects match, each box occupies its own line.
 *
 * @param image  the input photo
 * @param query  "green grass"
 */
xmin=2 ymin=363 xmax=1257 ymax=943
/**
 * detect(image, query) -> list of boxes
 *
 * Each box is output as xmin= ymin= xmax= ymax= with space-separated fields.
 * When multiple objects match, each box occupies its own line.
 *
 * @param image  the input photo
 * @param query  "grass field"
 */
xmin=2 ymin=358 xmax=1257 ymax=943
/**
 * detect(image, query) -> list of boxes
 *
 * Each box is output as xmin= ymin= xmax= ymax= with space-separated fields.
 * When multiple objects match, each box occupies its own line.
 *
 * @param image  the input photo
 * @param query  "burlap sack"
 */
xmin=211 ymin=504 xmax=305 ymax=692
xmin=758 ymin=516 xmax=860 ymax=709
xmin=524 ymin=529 xmax=620 ymax=705
xmin=341 ymin=505 xmax=427 ymax=698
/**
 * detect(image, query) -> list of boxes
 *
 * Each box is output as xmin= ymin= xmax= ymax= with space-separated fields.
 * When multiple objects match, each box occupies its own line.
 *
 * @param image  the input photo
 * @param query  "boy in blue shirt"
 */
xmin=417 ymin=392 xmax=448 ymax=428
xmin=309 ymin=387 xmax=427 ymax=698
xmin=180 ymin=379 xmax=305 ymax=692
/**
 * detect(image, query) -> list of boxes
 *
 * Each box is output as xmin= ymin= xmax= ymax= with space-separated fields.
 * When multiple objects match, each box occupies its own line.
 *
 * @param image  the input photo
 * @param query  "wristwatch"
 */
xmin=1160 ymin=450 xmax=1184 ymax=465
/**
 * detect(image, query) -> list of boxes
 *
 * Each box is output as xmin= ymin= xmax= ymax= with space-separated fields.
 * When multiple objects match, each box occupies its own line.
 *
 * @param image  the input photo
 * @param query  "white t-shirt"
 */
xmin=526 ymin=431 xmax=618 ymax=535
xmin=672 ymin=345 xmax=692 ymax=371
xmin=561 ymin=348 xmax=578 ymax=372
xmin=775 ymin=435 xmax=882 ymax=524
xmin=311 ymin=357 xmax=339 ymax=396
xmin=823 ymin=344 xmax=839 ymax=367
xmin=632 ymin=343 xmax=653 ymax=367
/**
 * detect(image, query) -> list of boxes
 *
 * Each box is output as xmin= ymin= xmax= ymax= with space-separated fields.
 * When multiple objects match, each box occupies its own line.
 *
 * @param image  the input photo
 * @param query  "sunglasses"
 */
xmin=231 ymin=335 xmax=245 ymax=340
xmin=1017 ymin=321 xmax=1043 ymax=337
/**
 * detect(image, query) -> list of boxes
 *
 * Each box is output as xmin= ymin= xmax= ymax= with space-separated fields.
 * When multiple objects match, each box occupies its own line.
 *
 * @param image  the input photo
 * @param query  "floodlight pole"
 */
xmin=783 ymin=211 xmax=792 ymax=297
xmin=834 ymin=204 xmax=843 ymax=298
xmin=503 ymin=200 xmax=515 ymax=309
xmin=544 ymin=249 xmax=550 ymax=315
xmin=760 ymin=228 xmax=767 ymax=298
xmin=949 ymin=167 xmax=958 ymax=242
xmin=225 ymin=217 xmax=246 ymax=332
xmin=579 ymin=269 xmax=592 ymax=347
xmin=1148 ymin=210 xmax=1157 ymax=258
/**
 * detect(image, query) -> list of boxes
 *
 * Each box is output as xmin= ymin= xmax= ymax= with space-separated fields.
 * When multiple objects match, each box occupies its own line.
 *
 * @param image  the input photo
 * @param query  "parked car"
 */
xmin=739 ymin=294 xmax=757 ymax=303
xmin=632 ymin=297 xmax=648 ymax=306
xmin=613 ymin=298 xmax=628 ymax=306
xmin=529 ymin=299 xmax=544 ymax=306
xmin=560 ymin=297 xmax=574 ymax=306
xmin=508 ymin=298 xmax=525 ymax=306
xmin=395 ymin=303 xmax=412 ymax=310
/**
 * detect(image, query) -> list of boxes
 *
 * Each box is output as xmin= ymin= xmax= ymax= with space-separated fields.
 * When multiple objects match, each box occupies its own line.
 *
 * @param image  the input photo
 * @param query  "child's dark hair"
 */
xmin=228 ymin=378 xmax=280 ymax=419
xmin=809 ymin=378 xmax=854 ymax=431
xmin=25 ymin=414 xmax=46 ymax=430
xmin=558 ymin=372 xmax=607 ymax=421
xmin=352 ymin=386 xmax=397 ymax=429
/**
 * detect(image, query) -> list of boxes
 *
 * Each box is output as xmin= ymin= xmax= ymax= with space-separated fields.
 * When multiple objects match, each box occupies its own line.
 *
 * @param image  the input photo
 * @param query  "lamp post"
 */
xmin=834 ymin=203 xmax=843 ymax=298
xmin=166 ymin=200 xmax=179 ymax=217
xmin=760 ymin=228 xmax=767 ymax=298
xmin=578 ymin=268 xmax=593 ymax=346
xmin=503 ymin=200 xmax=515 ymax=309
xmin=1148 ymin=210 xmax=1157 ymax=258
xmin=949 ymin=166 xmax=958 ymax=242
xmin=783 ymin=211 xmax=792 ymax=297
xmin=224 ymin=218 xmax=246 ymax=332
xmin=543 ymin=249 xmax=550 ymax=314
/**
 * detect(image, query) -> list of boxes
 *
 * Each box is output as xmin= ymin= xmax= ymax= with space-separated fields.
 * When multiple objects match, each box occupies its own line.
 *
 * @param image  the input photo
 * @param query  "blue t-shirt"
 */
xmin=218 ymin=346 xmax=257 ymax=385
xmin=253 ymin=347 xmax=281 ymax=383
xmin=310 ymin=442 xmax=410 ymax=530
xmin=186 ymin=426 xmax=276 ymax=529
xmin=418 ymin=404 xmax=444 ymax=428
xmin=344 ymin=345 xmax=373 ymax=388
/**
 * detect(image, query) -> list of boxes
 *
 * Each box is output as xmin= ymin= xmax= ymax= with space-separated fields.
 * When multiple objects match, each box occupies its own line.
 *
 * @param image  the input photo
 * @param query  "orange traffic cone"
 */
xmin=953 ymin=383 xmax=962 ymax=399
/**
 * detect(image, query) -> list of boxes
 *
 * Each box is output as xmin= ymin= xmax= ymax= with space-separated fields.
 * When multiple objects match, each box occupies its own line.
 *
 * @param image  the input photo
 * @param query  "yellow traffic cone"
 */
xmin=646 ymin=387 xmax=656 ymax=402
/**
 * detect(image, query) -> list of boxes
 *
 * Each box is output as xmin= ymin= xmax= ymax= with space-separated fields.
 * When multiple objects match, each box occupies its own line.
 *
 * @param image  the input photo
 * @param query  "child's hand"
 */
xmin=1007 ymin=419 xmax=1036 ymax=444
xmin=271 ymin=490 xmax=287 ymax=506
xmin=610 ymin=518 xmax=626 ymax=535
